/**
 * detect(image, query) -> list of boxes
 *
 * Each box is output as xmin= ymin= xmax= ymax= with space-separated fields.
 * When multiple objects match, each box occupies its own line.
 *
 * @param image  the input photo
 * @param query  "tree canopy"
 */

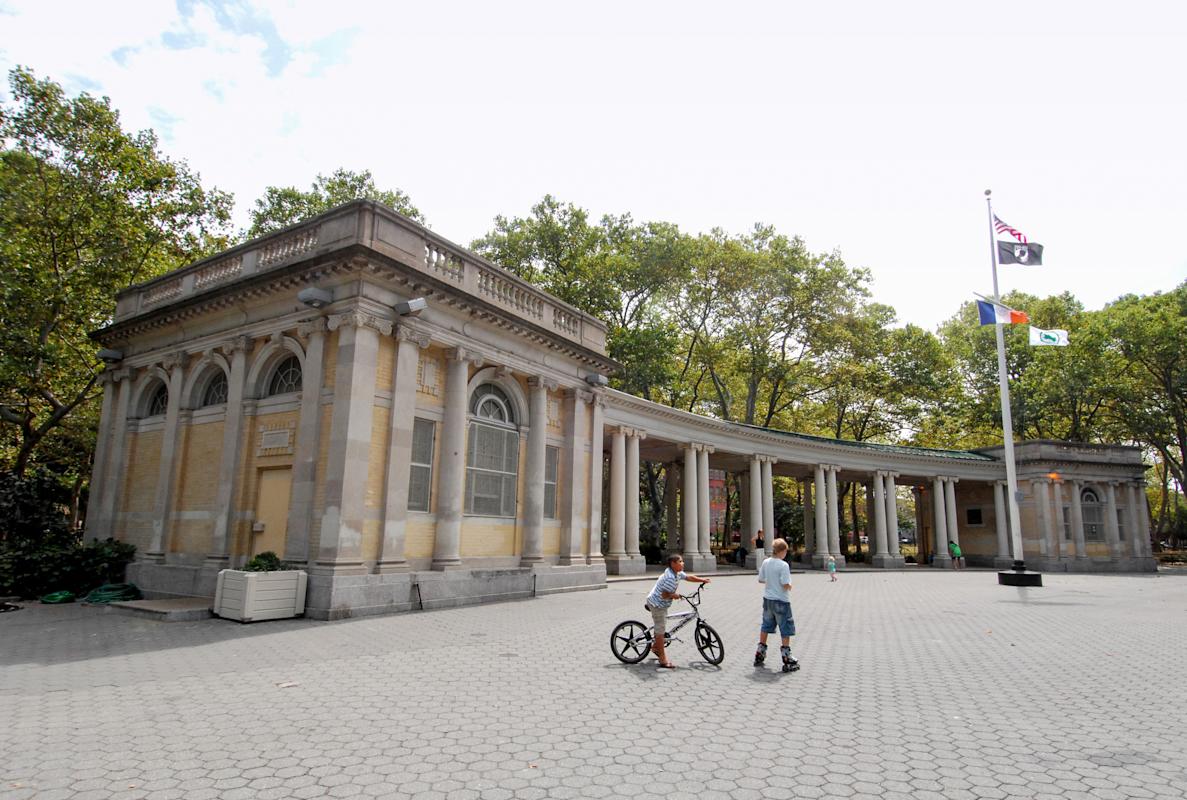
xmin=0 ymin=67 xmax=232 ymax=478
xmin=246 ymin=167 xmax=423 ymax=238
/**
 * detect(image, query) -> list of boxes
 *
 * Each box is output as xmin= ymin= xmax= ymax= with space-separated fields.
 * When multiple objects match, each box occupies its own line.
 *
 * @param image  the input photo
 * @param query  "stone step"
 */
xmin=107 ymin=596 xmax=213 ymax=622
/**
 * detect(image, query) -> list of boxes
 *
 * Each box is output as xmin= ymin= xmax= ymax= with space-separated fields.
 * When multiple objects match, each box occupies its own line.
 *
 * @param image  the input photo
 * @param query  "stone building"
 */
xmin=86 ymin=201 xmax=1156 ymax=619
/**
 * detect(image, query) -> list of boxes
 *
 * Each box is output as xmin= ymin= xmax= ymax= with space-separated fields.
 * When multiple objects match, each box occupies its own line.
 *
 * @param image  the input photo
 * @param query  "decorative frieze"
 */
xmin=143 ymin=278 xmax=182 ymax=307
xmin=297 ymin=318 xmax=328 ymax=340
xmin=327 ymin=310 xmax=393 ymax=336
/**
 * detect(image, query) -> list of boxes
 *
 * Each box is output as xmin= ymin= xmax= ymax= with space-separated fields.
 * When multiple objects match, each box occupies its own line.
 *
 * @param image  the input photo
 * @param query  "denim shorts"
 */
xmin=761 ymin=598 xmax=796 ymax=637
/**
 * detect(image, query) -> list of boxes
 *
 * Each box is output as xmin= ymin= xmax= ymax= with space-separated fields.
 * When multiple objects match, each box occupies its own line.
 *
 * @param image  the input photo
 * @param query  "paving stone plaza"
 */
xmin=3 ymin=570 xmax=1186 ymax=800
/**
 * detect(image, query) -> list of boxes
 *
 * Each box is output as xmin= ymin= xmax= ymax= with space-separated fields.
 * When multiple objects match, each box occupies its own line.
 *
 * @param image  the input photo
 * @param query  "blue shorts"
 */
xmin=761 ymin=598 xmax=796 ymax=637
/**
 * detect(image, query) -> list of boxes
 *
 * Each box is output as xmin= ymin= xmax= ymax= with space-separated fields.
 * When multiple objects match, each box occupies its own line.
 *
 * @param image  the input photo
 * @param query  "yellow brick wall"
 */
xmin=172 ymin=419 xmax=224 ymax=553
xmin=376 ymin=334 xmax=394 ymax=391
xmin=120 ymin=429 xmax=161 ymax=554
xmin=236 ymin=410 xmax=299 ymax=557
xmin=460 ymin=519 xmax=517 ymax=558
xmin=361 ymin=404 xmax=390 ymax=562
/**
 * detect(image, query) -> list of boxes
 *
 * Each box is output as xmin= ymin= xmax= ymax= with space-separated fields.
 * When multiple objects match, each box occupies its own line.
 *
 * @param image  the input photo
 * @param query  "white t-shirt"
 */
xmin=758 ymin=556 xmax=791 ymax=602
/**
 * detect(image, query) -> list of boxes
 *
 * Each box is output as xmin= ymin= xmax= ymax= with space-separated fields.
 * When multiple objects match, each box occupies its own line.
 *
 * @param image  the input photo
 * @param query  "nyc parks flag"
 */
xmin=976 ymin=300 xmax=1029 ymax=326
xmin=1029 ymin=326 xmax=1069 ymax=346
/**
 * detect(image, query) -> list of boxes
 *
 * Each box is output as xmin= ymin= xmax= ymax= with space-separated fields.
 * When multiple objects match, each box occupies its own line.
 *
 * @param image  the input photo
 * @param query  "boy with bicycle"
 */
xmin=645 ymin=553 xmax=711 ymax=669
xmin=754 ymin=538 xmax=800 ymax=672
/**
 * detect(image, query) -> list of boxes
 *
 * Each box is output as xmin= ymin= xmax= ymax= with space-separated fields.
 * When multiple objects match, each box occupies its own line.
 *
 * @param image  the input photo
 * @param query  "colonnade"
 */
xmin=1029 ymin=477 xmax=1152 ymax=561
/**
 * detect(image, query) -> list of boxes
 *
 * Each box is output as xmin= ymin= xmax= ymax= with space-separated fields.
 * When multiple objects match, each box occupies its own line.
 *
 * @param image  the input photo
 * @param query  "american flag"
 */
xmin=993 ymin=215 xmax=1028 ymax=244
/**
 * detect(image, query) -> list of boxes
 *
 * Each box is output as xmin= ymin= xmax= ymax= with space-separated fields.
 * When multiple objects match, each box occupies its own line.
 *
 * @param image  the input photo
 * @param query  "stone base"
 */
xmin=126 ymin=562 xmax=220 ymax=600
xmin=871 ymin=553 xmax=904 ymax=568
xmin=998 ymin=570 xmax=1043 ymax=587
xmin=605 ymin=554 xmax=648 ymax=576
xmin=810 ymin=554 xmax=832 ymax=570
xmin=685 ymin=554 xmax=716 ymax=573
xmin=993 ymin=556 xmax=1015 ymax=569
xmin=932 ymin=554 xmax=954 ymax=569
xmin=306 ymin=571 xmax=416 ymax=620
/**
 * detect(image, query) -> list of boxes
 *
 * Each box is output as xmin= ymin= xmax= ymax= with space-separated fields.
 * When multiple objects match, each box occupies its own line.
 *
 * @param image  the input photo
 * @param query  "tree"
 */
xmin=247 ymin=167 xmax=423 ymax=238
xmin=1094 ymin=284 xmax=1187 ymax=494
xmin=0 ymin=67 xmax=233 ymax=478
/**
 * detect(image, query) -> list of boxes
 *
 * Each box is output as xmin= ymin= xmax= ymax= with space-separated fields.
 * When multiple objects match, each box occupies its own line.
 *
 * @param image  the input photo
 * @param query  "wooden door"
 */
xmin=252 ymin=467 xmax=292 ymax=557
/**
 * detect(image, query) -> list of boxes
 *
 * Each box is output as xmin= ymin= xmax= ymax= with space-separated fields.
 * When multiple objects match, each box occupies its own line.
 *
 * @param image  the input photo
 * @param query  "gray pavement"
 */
xmin=3 ymin=570 xmax=1186 ymax=800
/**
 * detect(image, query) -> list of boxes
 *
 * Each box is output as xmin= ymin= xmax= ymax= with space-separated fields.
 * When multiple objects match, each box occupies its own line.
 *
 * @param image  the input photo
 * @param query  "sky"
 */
xmin=2 ymin=0 xmax=1185 ymax=332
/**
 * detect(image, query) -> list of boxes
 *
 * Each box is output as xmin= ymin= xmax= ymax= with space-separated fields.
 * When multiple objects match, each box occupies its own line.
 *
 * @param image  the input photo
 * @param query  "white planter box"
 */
xmin=214 ymin=569 xmax=307 ymax=622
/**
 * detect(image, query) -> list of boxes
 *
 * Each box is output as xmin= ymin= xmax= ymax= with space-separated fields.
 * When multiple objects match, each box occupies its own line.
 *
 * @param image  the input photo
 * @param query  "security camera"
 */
xmin=96 ymin=348 xmax=124 ymax=364
xmin=297 ymin=287 xmax=332 ymax=309
xmin=584 ymin=373 xmax=609 ymax=387
xmin=394 ymin=297 xmax=427 ymax=316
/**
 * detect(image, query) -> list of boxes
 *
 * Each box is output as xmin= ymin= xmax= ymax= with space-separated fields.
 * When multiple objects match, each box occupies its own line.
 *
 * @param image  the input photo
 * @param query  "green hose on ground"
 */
xmin=83 ymin=583 xmax=143 ymax=603
xmin=39 ymin=590 xmax=75 ymax=604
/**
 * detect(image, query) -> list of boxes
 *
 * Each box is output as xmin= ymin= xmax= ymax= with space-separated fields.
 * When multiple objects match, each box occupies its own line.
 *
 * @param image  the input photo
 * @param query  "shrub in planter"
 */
xmin=242 ymin=551 xmax=291 ymax=571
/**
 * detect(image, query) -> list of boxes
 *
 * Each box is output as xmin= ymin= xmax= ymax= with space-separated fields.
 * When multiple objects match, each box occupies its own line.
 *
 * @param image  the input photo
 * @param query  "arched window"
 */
xmin=201 ymin=372 xmax=228 ymax=407
xmin=147 ymin=383 xmax=169 ymax=417
xmin=1081 ymin=488 xmax=1103 ymax=541
xmin=266 ymin=356 xmax=302 ymax=396
xmin=465 ymin=383 xmax=519 ymax=517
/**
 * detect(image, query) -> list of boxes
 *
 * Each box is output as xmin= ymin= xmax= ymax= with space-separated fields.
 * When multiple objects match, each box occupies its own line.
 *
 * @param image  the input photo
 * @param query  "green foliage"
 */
xmin=0 ymin=469 xmax=73 ymax=547
xmin=0 ymin=537 xmax=136 ymax=598
xmin=242 ymin=551 xmax=293 ymax=572
xmin=0 ymin=67 xmax=233 ymax=477
xmin=247 ymin=168 xmax=423 ymax=238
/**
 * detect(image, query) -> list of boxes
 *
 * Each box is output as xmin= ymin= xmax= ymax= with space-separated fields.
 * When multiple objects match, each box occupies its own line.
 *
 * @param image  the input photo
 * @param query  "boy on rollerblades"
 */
xmin=754 ymin=538 xmax=799 ymax=672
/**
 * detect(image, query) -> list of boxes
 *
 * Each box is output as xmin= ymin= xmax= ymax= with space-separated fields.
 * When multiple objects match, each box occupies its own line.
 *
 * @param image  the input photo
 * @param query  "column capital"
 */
xmin=159 ymin=351 xmax=184 ymax=372
xmin=563 ymin=387 xmax=594 ymax=404
xmin=394 ymin=323 xmax=431 ymax=348
xmin=528 ymin=376 xmax=559 ymax=392
xmin=219 ymin=334 xmax=253 ymax=356
xmin=444 ymin=346 xmax=484 ymax=367
xmin=296 ymin=318 xmax=327 ymax=339
xmin=328 ymin=310 xmax=392 ymax=336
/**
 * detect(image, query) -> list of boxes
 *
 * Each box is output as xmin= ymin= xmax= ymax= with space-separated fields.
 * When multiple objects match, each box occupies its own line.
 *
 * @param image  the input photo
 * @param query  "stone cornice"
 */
xmin=327 ymin=310 xmax=393 ymax=336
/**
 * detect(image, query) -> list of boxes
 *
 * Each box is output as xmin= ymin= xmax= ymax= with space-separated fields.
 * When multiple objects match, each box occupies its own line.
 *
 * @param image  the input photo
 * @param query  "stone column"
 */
xmin=695 ymin=444 xmax=713 ymax=572
xmin=84 ymin=370 xmax=118 ymax=540
xmin=147 ymin=354 xmax=185 ymax=562
xmin=884 ymin=473 xmax=902 ymax=562
xmin=1051 ymin=481 xmax=1067 ymax=563
xmin=665 ymin=461 xmax=680 ymax=551
xmin=1104 ymin=482 xmax=1122 ymax=559
xmin=746 ymin=456 xmax=763 ymax=569
xmin=1137 ymin=484 xmax=1152 ymax=557
xmin=96 ymin=368 xmax=134 ymax=537
xmin=932 ymin=476 xmax=952 ymax=568
xmin=826 ymin=466 xmax=843 ymax=567
xmin=1070 ymin=479 xmax=1087 ymax=559
xmin=813 ymin=466 xmax=829 ymax=568
xmin=624 ymin=429 xmax=644 ymax=569
xmin=944 ymin=477 xmax=960 ymax=555
xmin=207 ymin=336 xmax=250 ymax=567
xmin=606 ymin=427 xmax=626 ymax=563
xmin=586 ymin=396 xmax=605 ymax=565
xmin=1034 ymin=479 xmax=1053 ymax=558
xmin=317 ymin=312 xmax=388 ymax=573
xmin=1126 ymin=483 xmax=1142 ymax=558
xmin=284 ymin=320 xmax=326 ymax=565
xmin=802 ymin=478 xmax=815 ymax=565
xmin=432 ymin=346 xmax=472 ymax=570
xmin=871 ymin=471 xmax=890 ymax=567
xmin=993 ymin=481 xmax=1011 ymax=567
xmin=558 ymin=389 xmax=590 ymax=566
xmin=377 ymin=326 xmax=428 ymax=572
xmin=912 ymin=486 xmax=925 ymax=560
xmin=682 ymin=444 xmax=699 ymax=561
xmin=761 ymin=457 xmax=776 ymax=559
xmin=520 ymin=377 xmax=550 ymax=565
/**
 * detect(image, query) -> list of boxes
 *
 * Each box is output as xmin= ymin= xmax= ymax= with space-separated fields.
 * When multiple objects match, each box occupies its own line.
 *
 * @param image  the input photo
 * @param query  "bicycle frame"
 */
xmin=654 ymin=585 xmax=706 ymax=642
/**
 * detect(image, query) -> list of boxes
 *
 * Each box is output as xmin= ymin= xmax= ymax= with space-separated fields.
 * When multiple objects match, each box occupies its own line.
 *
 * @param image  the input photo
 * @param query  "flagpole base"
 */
xmin=998 ymin=560 xmax=1042 ymax=587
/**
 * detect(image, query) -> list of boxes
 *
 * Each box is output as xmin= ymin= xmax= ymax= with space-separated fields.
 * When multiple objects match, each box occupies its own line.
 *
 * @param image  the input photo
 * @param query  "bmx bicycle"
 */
xmin=609 ymin=584 xmax=724 ymax=665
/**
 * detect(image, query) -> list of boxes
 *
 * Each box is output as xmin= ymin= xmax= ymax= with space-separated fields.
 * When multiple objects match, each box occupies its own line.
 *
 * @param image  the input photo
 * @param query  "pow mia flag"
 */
xmin=997 ymin=240 xmax=1044 ymax=265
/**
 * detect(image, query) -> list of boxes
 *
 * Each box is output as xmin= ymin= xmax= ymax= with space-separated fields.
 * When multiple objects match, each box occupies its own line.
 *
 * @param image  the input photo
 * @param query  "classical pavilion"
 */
xmin=86 ymin=201 xmax=1155 ymax=619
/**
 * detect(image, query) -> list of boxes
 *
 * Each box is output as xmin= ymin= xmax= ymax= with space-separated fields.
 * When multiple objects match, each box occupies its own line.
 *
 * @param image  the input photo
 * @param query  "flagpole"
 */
xmin=984 ymin=189 xmax=1030 ymax=579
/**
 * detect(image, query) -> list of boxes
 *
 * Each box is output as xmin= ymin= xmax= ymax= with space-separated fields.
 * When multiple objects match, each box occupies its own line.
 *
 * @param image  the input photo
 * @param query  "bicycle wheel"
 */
xmin=695 ymin=621 xmax=724 ymax=665
xmin=610 ymin=620 xmax=653 ymax=664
